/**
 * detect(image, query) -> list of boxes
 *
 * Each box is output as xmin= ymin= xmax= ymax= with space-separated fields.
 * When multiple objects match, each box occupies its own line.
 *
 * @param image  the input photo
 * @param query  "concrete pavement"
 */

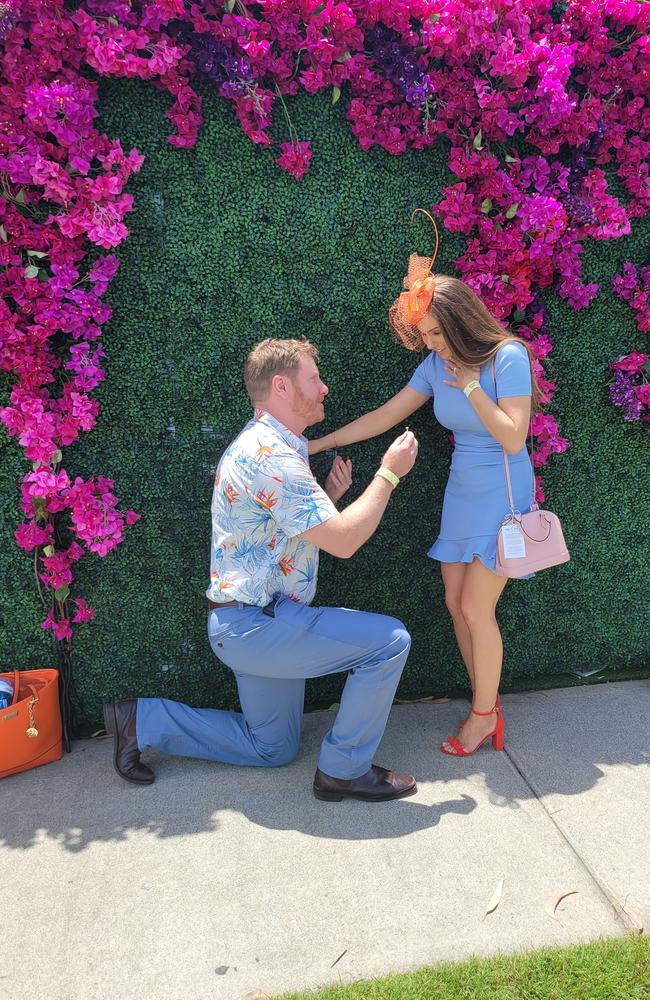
xmin=0 ymin=679 xmax=648 ymax=1000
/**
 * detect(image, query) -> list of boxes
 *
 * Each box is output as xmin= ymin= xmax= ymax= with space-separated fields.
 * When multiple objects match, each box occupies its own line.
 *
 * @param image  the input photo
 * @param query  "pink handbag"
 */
xmin=494 ymin=446 xmax=570 ymax=578
xmin=491 ymin=357 xmax=570 ymax=578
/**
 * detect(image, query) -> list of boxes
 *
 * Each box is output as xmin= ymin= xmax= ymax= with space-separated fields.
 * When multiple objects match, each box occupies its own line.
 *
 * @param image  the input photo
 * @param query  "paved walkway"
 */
xmin=1 ymin=680 xmax=648 ymax=1000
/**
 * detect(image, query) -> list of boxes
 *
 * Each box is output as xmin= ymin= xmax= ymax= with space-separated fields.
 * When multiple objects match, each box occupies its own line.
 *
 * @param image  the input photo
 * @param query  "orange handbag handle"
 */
xmin=11 ymin=670 xmax=20 ymax=705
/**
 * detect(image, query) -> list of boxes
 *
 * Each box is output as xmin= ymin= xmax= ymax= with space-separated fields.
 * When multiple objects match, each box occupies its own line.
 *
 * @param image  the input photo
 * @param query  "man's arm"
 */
xmin=299 ymin=431 xmax=418 ymax=559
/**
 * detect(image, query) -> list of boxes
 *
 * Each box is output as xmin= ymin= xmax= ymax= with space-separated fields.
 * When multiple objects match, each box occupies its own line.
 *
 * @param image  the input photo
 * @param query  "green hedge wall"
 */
xmin=1 ymin=79 xmax=648 ymax=731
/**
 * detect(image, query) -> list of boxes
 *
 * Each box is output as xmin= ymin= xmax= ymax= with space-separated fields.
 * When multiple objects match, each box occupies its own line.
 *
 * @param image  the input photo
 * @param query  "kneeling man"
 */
xmin=104 ymin=338 xmax=419 ymax=802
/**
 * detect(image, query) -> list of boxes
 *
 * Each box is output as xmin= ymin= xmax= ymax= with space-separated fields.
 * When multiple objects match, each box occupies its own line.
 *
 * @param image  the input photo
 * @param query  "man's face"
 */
xmin=288 ymin=356 xmax=329 ymax=427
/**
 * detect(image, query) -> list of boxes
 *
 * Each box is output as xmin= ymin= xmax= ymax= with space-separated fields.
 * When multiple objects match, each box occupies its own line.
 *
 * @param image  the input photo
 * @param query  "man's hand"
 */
xmin=380 ymin=430 xmax=419 ymax=479
xmin=324 ymin=455 xmax=353 ymax=504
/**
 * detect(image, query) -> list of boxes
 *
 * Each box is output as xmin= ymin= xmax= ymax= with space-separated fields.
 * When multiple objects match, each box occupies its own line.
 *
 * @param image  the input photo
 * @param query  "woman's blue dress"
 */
xmin=408 ymin=341 xmax=534 ymax=573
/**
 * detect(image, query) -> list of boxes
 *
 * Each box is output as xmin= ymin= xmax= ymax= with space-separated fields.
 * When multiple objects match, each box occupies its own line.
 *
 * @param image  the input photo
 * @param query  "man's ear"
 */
xmin=270 ymin=372 xmax=291 ymax=399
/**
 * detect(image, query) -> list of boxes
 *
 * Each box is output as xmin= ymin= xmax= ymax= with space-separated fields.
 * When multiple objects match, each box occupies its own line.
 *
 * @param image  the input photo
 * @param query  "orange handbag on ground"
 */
xmin=0 ymin=669 xmax=63 ymax=779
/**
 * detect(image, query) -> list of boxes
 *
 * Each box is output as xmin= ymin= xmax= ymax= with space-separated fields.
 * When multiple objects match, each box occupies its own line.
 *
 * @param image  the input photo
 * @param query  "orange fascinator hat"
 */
xmin=388 ymin=208 xmax=440 ymax=351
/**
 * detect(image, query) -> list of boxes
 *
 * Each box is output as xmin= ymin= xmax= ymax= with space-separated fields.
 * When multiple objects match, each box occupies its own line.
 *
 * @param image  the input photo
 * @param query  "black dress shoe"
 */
xmin=103 ymin=699 xmax=155 ymax=785
xmin=313 ymin=765 xmax=416 ymax=802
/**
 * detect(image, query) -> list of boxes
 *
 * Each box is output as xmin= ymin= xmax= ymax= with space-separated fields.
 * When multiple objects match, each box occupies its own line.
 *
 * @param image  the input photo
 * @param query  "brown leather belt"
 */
xmin=208 ymin=599 xmax=240 ymax=610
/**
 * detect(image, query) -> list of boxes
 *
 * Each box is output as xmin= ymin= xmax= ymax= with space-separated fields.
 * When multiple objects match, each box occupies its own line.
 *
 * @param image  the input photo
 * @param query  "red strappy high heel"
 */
xmin=443 ymin=704 xmax=504 ymax=756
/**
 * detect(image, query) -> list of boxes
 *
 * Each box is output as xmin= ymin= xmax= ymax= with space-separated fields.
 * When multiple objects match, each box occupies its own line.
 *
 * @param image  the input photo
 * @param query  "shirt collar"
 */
xmin=253 ymin=409 xmax=309 ymax=463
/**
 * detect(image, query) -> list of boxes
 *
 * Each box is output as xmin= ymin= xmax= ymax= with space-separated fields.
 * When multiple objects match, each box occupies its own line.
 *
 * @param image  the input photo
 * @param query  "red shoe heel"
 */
xmin=491 ymin=707 xmax=504 ymax=751
xmin=442 ymin=704 xmax=504 ymax=757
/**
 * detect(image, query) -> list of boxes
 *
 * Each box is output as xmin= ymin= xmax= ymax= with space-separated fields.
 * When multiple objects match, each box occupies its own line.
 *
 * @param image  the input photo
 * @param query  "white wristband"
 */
xmin=375 ymin=467 xmax=399 ymax=489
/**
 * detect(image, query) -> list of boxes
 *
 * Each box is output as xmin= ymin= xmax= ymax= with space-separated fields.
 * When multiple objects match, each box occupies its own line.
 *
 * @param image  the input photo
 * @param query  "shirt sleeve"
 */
xmin=495 ymin=341 xmax=532 ymax=398
xmin=257 ymin=450 xmax=338 ymax=539
xmin=407 ymin=353 xmax=435 ymax=398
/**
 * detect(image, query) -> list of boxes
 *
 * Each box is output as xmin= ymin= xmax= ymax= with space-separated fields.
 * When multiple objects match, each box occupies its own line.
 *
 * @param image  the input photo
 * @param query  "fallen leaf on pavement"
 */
xmin=484 ymin=878 xmax=504 ymax=917
xmin=242 ymin=992 xmax=273 ymax=999
xmin=622 ymin=902 xmax=644 ymax=934
xmin=545 ymin=889 xmax=578 ymax=919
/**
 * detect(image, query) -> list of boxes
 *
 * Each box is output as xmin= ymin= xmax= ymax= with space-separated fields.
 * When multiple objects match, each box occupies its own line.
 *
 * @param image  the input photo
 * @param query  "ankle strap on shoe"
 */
xmin=471 ymin=705 xmax=498 ymax=717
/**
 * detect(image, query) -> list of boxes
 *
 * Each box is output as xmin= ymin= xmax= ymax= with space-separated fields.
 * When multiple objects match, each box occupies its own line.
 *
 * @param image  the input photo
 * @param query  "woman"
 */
xmin=309 ymin=251 xmax=539 ymax=758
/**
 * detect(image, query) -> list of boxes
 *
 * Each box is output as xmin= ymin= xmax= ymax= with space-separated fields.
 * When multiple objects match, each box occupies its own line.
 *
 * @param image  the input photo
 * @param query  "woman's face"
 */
xmin=416 ymin=314 xmax=454 ymax=360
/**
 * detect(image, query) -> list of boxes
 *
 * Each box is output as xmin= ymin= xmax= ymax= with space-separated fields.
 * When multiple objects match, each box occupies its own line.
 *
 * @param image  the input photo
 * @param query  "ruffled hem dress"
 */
xmin=408 ymin=341 xmax=534 ymax=574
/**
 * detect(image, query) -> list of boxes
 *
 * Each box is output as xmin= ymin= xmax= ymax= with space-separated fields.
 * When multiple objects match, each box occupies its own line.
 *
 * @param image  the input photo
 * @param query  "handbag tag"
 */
xmin=502 ymin=523 xmax=526 ymax=559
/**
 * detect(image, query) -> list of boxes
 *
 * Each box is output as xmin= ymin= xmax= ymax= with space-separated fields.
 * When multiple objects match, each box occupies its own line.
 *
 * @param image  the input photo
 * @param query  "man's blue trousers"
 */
xmin=137 ymin=596 xmax=411 ymax=779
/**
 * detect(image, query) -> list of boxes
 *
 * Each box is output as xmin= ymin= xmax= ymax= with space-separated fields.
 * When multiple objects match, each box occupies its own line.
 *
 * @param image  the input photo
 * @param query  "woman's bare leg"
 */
xmin=442 ymin=557 xmax=507 ymax=752
xmin=440 ymin=561 xmax=474 ymax=691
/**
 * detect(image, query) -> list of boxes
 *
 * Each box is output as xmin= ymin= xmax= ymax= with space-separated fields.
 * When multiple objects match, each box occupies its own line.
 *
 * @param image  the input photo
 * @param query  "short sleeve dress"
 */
xmin=408 ymin=341 xmax=534 ymax=573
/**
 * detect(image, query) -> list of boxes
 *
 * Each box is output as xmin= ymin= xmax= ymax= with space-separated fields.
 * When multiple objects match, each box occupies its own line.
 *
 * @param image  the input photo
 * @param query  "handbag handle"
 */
xmin=489 ymin=355 xmax=535 ymax=514
xmin=11 ymin=669 xmax=20 ymax=706
xmin=519 ymin=513 xmax=553 ymax=543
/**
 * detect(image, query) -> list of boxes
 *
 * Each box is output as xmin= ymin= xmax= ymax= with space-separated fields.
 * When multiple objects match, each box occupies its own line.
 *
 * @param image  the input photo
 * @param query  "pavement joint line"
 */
xmin=502 ymin=742 xmax=639 ymax=936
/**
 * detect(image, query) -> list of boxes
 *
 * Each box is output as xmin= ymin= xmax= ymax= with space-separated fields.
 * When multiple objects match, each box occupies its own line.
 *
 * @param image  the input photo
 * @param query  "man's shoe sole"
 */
xmin=103 ymin=701 xmax=154 ymax=786
xmin=313 ymin=781 xmax=417 ymax=802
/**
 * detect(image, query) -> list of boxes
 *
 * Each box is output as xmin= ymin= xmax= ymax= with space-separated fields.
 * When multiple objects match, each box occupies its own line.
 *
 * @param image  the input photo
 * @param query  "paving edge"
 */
xmin=503 ymin=744 xmax=644 ymax=937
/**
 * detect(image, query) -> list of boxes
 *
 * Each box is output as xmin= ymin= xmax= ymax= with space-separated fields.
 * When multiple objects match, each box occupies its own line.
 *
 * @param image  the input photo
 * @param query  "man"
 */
xmin=104 ymin=338 xmax=419 ymax=802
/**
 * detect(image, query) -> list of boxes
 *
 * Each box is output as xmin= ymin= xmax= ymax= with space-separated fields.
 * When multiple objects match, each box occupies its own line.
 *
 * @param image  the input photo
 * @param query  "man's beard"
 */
xmin=292 ymin=386 xmax=325 ymax=426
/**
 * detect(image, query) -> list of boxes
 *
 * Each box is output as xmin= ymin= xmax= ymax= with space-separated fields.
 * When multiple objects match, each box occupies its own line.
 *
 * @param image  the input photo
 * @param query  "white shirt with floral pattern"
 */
xmin=206 ymin=409 xmax=337 ymax=607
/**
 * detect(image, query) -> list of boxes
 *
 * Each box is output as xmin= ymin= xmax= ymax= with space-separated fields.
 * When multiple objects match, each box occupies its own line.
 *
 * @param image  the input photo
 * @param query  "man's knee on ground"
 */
xmin=255 ymin=737 xmax=300 ymax=767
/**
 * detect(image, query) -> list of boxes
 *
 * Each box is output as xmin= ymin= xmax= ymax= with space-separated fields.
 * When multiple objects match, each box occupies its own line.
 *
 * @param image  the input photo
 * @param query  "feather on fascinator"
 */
xmin=388 ymin=209 xmax=440 ymax=352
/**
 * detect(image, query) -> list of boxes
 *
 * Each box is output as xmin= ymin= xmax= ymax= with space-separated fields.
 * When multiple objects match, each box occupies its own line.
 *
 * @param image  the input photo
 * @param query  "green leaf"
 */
xmin=54 ymin=587 xmax=70 ymax=604
xmin=338 ymin=50 xmax=352 ymax=62
xmin=15 ymin=189 xmax=25 ymax=204
xmin=501 ymin=274 xmax=510 ymax=284
xmin=505 ymin=203 xmax=519 ymax=220
xmin=24 ymin=265 xmax=39 ymax=279
xmin=43 ymin=545 xmax=54 ymax=557
xmin=224 ymin=0 xmax=236 ymax=11
xmin=473 ymin=129 xmax=483 ymax=150
xmin=27 ymin=249 xmax=47 ymax=258
xmin=481 ymin=198 xmax=493 ymax=214
xmin=505 ymin=153 xmax=517 ymax=163
xmin=33 ymin=498 xmax=47 ymax=521
xmin=332 ymin=86 xmax=341 ymax=105
xmin=52 ymin=449 xmax=63 ymax=464
xmin=108 ymin=15 xmax=119 ymax=24
xmin=0 ymin=225 xmax=7 ymax=242
xmin=513 ymin=309 xmax=526 ymax=323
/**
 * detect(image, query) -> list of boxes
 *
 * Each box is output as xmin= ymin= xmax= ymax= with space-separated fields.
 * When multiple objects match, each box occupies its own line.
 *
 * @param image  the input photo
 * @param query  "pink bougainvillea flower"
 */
xmin=275 ymin=140 xmax=313 ymax=179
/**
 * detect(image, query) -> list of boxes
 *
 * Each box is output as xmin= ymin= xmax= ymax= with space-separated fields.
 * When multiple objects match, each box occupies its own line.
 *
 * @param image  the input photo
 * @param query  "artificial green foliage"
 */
xmin=1 ymin=80 xmax=648 ymax=730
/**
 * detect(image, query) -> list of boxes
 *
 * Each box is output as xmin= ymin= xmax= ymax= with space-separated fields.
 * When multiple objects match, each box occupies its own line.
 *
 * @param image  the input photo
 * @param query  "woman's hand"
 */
xmin=443 ymin=359 xmax=481 ymax=392
xmin=324 ymin=455 xmax=353 ymax=505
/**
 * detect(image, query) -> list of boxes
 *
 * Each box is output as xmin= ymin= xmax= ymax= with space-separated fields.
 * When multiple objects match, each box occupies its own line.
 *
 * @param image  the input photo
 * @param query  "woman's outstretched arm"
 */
xmin=309 ymin=386 xmax=429 ymax=455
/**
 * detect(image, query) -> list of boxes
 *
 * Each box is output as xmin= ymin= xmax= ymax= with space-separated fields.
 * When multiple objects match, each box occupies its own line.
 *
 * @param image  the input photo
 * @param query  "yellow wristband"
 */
xmin=375 ymin=466 xmax=399 ymax=489
xmin=463 ymin=380 xmax=481 ymax=398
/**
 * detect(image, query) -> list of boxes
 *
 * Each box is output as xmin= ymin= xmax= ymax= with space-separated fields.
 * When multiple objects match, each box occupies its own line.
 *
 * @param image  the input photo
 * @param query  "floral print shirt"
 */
xmin=206 ymin=409 xmax=337 ymax=607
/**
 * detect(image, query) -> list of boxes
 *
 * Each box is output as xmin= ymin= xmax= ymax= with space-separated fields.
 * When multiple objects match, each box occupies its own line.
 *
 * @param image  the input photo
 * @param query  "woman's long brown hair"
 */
xmin=427 ymin=274 xmax=541 ymax=412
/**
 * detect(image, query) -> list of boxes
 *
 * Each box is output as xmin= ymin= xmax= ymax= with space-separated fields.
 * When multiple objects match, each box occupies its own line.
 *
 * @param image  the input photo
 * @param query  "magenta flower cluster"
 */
xmin=609 ymin=264 xmax=650 ymax=435
xmin=0 ymin=0 xmax=648 ymax=641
